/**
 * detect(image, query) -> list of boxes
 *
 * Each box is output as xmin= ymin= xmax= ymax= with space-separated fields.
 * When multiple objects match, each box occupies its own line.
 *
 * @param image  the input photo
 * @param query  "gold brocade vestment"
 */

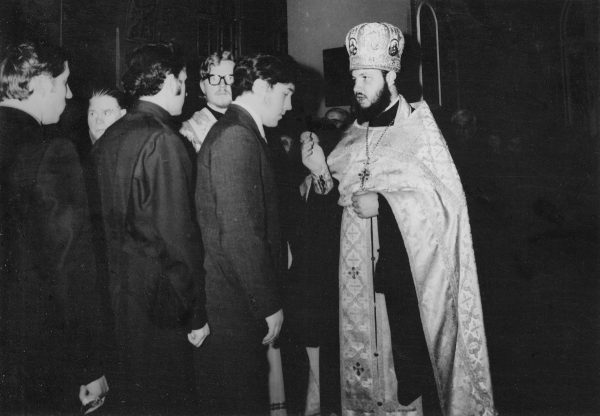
xmin=325 ymin=97 xmax=496 ymax=416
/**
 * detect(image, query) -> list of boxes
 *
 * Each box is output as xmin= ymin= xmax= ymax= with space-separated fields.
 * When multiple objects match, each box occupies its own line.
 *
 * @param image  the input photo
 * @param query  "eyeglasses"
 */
xmin=204 ymin=74 xmax=234 ymax=86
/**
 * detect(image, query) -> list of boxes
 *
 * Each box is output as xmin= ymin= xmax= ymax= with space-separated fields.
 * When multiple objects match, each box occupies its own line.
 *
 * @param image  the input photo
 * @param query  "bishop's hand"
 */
xmin=300 ymin=131 xmax=328 ymax=174
xmin=351 ymin=191 xmax=379 ymax=218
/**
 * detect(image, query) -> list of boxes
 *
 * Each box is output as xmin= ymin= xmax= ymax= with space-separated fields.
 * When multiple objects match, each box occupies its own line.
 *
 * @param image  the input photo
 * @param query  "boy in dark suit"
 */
xmin=94 ymin=43 xmax=207 ymax=412
xmin=195 ymin=54 xmax=294 ymax=414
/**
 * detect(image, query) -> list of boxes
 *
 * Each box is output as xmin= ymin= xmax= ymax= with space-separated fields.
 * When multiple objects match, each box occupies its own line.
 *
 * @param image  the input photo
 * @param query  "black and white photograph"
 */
xmin=0 ymin=1 xmax=598 ymax=415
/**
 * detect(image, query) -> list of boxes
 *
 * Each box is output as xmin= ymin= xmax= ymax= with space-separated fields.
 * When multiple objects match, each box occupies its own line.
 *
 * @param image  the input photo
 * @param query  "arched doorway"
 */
xmin=416 ymin=1 xmax=442 ymax=107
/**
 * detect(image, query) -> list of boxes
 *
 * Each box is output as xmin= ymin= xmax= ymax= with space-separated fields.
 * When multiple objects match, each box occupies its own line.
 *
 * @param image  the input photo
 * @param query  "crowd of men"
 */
xmin=0 ymin=22 xmax=496 ymax=416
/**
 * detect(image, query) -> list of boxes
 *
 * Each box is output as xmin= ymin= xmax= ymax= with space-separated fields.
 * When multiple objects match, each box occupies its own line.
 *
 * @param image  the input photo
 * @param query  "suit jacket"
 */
xmin=196 ymin=103 xmax=281 ymax=324
xmin=0 ymin=106 xmax=106 ymax=408
xmin=94 ymin=100 xmax=206 ymax=330
xmin=195 ymin=103 xmax=282 ymax=412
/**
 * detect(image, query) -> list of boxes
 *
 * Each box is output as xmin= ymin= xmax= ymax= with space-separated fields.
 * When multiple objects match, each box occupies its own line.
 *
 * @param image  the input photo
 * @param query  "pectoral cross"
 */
xmin=358 ymin=166 xmax=370 ymax=189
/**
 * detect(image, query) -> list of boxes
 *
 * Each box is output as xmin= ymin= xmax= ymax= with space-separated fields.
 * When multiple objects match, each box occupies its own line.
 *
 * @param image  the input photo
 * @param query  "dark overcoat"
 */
xmin=195 ymin=103 xmax=282 ymax=412
xmin=93 ymin=100 xmax=205 ymax=410
xmin=0 ymin=107 xmax=107 ymax=411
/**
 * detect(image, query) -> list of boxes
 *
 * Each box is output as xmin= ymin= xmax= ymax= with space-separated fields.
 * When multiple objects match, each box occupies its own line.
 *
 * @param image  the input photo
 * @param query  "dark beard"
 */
xmin=354 ymin=83 xmax=391 ymax=124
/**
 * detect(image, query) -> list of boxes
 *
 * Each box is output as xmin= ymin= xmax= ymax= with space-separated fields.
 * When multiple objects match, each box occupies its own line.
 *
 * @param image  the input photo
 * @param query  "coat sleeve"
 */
xmin=35 ymin=138 xmax=107 ymax=384
xmin=208 ymin=126 xmax=281 ymax=320
xmin=134 ymin=132 xmax=207 ymax=329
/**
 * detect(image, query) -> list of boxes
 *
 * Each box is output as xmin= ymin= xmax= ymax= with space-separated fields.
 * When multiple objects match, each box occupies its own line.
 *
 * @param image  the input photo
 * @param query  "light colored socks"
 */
xmin=268 ymin=344 xmax=287 ymax=416
xmin=304 ymin=346 xmax=321 ymax=416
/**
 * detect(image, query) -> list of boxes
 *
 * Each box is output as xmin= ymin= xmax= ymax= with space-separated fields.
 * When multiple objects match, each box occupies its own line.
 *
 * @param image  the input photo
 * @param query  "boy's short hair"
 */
xmin=232 ymin=54 xmax=295 ymax=99
xmin=89 ymin=88 xmax=127 ymax=109
xmin=121 ymin=42 xmax=185 ymax=99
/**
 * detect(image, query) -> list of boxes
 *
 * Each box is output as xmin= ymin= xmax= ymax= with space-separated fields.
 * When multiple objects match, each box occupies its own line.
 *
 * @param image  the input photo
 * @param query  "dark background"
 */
xmin=0 ymin=0 xmax=598 ymax=415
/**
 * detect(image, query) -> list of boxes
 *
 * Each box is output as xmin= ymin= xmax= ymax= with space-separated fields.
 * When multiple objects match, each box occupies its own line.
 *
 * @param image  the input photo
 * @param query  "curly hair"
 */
xmin=121 ymin=42 xmax=185 ymax=99
xmin=0 ymin=42 xmax=69 ymax=100
xmin=199 ymin=50 xmax=234 ymax=80
xmin=232 ymin=54 xmax=295 ymax=99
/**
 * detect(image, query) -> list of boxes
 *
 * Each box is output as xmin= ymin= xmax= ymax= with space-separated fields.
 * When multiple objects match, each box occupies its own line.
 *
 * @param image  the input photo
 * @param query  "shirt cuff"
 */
xmin=311 ymin=167 xmax=334 ymax=195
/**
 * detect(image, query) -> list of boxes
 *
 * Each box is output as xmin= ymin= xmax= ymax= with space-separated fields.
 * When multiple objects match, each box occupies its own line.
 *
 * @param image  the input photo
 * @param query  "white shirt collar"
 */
xmin=231 ymin=100 xmax=266 ymax=141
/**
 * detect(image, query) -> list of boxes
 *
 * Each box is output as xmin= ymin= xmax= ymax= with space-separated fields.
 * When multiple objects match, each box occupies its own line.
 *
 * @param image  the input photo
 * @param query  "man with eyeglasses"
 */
xmin=180 ymin=50 xmax=234 ymax=152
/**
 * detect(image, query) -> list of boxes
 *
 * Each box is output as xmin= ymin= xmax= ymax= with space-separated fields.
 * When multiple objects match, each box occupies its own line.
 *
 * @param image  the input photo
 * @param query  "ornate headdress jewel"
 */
xmin=345 ymin=22 xmax=404 ymax=72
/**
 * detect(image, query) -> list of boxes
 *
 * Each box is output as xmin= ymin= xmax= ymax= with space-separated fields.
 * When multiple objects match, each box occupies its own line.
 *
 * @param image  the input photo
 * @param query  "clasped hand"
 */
xmin=263 ymin=308 xmax=284 ymax=345
xmin=351 ymin=191 xmax=379 ymax=218
xmin=188 ymin=323 xmax=210 ymax=347
xmin=79 ymin=375 xmax=108 ymax=414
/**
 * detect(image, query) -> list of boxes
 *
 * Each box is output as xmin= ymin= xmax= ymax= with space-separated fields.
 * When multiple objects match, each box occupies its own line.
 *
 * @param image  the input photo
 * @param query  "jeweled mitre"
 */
xmin=345 ymin=22 xmax=404 ymax=72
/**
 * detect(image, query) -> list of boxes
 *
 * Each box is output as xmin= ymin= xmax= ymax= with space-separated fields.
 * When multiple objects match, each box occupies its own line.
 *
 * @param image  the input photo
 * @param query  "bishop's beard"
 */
xmin=354 ymin=83 xmax=392 ymax=125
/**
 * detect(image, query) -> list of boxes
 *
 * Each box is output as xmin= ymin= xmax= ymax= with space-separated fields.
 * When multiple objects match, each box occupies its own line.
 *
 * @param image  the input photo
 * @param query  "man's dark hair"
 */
xmin=232 ymin=54 xmax=295 ymax=99
xmin=0 ymin=41 xmax=69 ymax=100
xmin=121 ymin=42 xmax=185 ymax=99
